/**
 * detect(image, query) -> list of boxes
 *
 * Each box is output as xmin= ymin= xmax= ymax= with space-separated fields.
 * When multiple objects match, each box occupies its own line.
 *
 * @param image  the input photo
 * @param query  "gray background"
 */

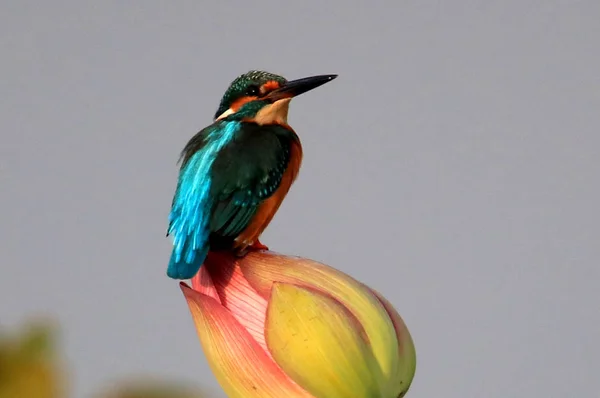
xmin=1 ymin=1 xmax=599 ymax=397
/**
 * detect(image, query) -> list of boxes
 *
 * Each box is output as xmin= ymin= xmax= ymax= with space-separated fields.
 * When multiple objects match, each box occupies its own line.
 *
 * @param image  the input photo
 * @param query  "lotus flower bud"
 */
xmin=181 ymin=251 xmax=416 ymax=398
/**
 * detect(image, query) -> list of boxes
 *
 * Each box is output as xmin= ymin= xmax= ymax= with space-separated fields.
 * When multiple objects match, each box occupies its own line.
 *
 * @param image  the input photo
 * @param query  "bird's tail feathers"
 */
xmin=166 ymin=242 xmax=209 ymax=280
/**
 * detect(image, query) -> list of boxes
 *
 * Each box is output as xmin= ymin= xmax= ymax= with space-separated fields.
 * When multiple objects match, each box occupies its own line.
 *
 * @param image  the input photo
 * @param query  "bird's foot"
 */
xmin=249 ymin=239 xmax=269 ymax=251
xmin=232 ymin=239 xmax=269 ymax=258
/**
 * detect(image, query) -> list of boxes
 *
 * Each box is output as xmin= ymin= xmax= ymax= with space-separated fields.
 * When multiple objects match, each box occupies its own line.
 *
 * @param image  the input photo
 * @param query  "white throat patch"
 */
xmin=215 ymin=108 xmax=235 ymax=121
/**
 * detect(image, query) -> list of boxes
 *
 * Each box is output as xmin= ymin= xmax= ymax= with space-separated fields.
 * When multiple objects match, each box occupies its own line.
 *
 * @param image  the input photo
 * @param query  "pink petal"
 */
xmin=180 ymin=283 xmax=312 ymax=398
xmin=191 ymin=264 xmax=221 ymax=304
xmin=192 ymin=252 xmax=269 ymax=353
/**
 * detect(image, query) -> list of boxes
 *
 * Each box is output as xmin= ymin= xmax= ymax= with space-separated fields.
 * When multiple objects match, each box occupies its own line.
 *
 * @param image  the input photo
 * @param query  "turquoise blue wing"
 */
xmin=166 ymin=121 xmax=238 ymax=279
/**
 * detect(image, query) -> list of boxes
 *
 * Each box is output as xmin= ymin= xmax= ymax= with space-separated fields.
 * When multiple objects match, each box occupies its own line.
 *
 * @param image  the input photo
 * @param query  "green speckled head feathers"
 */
xmin=214 ymin=71 xmax=287 ymax=120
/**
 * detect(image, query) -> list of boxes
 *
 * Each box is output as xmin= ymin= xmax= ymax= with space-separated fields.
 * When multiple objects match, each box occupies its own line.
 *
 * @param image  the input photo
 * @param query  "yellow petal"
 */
xmin=180 ymin=283 xmax=312 ymax=398
xmin=266 ymin=283 xmax=383 ymax=398
xmin=241 ymin=252 xmax=399 ymax=394
xmin=370 ymin=288 xmax=417 ymax=397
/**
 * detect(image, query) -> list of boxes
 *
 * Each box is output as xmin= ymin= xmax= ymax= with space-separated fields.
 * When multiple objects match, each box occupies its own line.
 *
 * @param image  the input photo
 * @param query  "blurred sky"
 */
xmin=1 ymin=1 xmax=599 ymax=397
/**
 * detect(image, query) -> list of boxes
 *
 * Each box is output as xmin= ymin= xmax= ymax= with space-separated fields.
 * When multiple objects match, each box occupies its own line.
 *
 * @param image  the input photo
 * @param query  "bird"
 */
xmin=166 ymin=70 xmax=337 ymax=279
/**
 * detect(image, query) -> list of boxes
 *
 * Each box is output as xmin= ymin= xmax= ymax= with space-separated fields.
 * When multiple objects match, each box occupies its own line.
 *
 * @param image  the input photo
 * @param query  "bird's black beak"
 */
xmin=266 ymin=74 xmax=337 ymax=101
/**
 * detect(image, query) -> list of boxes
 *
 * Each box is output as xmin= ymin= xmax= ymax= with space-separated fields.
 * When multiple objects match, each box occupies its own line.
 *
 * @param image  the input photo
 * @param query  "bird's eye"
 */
xmin=246 ymin=85 xmax=260 ymax=96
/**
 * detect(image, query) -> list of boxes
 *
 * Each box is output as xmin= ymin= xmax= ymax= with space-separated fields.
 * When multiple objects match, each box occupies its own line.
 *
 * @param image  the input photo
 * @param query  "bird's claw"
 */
xmin=250 ymin=239 xmax=269 ymax=251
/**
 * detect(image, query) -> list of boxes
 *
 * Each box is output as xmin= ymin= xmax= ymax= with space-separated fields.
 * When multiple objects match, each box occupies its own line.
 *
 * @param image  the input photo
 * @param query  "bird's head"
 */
xmin=214 ymin=70 xmax=337 ymax=125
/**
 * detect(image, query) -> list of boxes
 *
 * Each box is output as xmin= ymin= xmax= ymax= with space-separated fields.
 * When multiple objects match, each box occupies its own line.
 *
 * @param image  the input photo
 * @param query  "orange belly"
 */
xmin=234 ymin=140 xmax=303 ymax=249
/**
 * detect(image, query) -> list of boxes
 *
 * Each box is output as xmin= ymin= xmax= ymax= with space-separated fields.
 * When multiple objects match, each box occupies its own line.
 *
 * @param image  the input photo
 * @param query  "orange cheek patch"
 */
xmin=260 ymin=80 xmax=281 ymax=95
xmin=231 ymin=95 xmax=258 ymax=111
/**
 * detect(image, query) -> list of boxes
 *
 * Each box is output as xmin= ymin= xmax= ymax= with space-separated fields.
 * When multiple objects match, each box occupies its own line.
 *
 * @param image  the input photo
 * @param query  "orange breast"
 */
xmin=234 ymin=139 xmax=303 ymax=249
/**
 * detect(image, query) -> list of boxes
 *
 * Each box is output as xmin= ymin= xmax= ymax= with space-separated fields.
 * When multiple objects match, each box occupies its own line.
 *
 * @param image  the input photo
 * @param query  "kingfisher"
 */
xmin=166 ymin=70 xmax=337 ymax=279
